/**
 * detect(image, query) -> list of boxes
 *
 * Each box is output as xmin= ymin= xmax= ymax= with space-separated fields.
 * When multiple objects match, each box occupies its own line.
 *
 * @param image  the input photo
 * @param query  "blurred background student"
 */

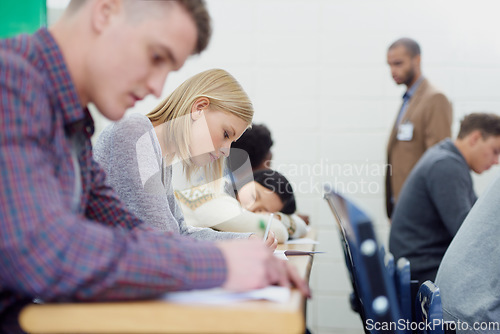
xmin=228 ymin=123 xmax=310 ymax=225
xmin=176 ymin=168 xmax=309 ymax=243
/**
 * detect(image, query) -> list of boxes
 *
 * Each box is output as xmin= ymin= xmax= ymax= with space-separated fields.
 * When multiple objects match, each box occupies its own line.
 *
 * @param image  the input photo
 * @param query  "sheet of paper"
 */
xmin=162 ymin=286 xmax=291 ymax=305
xmin=284 ymin=238 xmax=320 ymax=245
xmin=273 ymin=250 xmax=288 ymax=260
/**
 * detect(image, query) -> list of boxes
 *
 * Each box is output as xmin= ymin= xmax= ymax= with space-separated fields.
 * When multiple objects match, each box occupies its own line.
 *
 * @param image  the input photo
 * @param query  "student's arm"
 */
xmin=424 ymin=93 xmax=453 ymax=149
xmin=173 ymin=194 xmax=252 ymax=240
xmin=182 ymin=195 xmax=289 ymax=243
xmin=274 ymin=213 xmax=309 ymax=239
xmin=426 ymin=159 xmax=477 ymax=236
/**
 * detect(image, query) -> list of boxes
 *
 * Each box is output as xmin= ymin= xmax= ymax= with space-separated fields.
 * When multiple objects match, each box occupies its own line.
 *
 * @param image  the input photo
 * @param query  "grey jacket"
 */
xmin=436 ymin=170 xmax=500 ymax=333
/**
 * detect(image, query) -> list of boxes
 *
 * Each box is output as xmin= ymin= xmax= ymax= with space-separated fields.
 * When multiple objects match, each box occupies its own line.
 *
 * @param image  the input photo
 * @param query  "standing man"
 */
xmin=0 ymin=0 xmax=309 ymax=332
xmin=389 ymin=113 xmax=500 ymax=284
xmin=385 ymin=38 xmax=453 ymax=218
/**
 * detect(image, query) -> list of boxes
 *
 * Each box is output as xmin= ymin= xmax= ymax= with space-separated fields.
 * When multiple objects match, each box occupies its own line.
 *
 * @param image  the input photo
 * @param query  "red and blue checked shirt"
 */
xmin=0 ymin=28 xmax=227 ymax=331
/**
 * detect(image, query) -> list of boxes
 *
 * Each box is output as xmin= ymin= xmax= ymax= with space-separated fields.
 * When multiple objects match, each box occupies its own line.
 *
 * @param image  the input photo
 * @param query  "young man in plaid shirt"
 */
xmin=0 ymin=1 xmax=309 ymax=331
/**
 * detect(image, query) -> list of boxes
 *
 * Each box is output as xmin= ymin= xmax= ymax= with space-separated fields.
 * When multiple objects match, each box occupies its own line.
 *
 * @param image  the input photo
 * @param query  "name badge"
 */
xmin=397 ymin=122 xmax=414 ymax=141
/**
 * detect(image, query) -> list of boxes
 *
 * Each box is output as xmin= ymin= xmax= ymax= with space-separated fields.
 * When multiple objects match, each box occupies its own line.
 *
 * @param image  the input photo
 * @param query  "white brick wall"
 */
xmin=48 ymin=0 xmax=500 ymax=333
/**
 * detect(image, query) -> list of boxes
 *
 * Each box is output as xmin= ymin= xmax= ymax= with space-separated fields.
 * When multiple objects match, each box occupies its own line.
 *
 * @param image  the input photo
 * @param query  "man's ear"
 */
xmin=191 ymin=97 xmax=210 ymax=121
xmin=468 ymin=130 xmax=483 ymax=146
xmin=412 ymin=54 xmax=421 ymax=69
xmin=91 ymin=0 xmax=121 ymax=33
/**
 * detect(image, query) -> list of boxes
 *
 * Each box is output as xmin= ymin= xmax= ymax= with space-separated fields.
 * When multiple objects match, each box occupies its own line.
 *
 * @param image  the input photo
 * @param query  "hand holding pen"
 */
xmin=262 ymin=213 xmax=278 ymax=250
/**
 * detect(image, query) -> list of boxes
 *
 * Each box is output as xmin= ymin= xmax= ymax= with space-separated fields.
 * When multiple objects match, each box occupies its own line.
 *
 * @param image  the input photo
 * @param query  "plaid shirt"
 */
xmin=0 ymin=29 xmax=226 ymax=332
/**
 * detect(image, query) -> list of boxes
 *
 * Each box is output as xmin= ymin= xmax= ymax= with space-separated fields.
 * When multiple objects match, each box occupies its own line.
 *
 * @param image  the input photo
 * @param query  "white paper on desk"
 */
xmin=162 ymin=286 xmax=291 ymax=305
xmin=285 ymin=238 xmax=320 ymax=245
xmin=273 ymin=250 xmax=288 ymax=260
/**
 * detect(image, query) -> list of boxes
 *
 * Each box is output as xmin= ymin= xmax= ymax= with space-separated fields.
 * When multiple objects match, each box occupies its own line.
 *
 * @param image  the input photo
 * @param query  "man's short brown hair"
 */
xmin=66 ymin=0 xmax=211 ymax=55
xmin=457 ymin=113 xmax=500 ymax=139
xmin=177 ymin=0 xmax=211 ymax=54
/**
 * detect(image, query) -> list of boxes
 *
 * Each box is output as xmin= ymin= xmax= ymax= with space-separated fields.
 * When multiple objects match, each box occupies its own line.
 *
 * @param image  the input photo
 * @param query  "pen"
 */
xmin=263 ymin=213 xmax=274 ymax=241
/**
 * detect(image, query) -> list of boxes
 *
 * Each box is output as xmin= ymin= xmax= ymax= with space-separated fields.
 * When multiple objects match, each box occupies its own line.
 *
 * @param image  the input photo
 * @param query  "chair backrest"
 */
xmin=324 ymin=188 xmax=403 ymax=334
xmin=415 ymin=281 xmax=455 ymax=334
xmin=395 ymin=257 xmax=413 ymax=331
xmin=383 ymin=248 xmax=414 ymax=329
xmin=384 ymin=250 xmax=395 ymax=282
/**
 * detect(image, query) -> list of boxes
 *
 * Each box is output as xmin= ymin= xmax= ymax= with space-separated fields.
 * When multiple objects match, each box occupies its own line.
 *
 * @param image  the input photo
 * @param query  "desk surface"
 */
xmin=20 ymin=230 xmax=316 ymax=334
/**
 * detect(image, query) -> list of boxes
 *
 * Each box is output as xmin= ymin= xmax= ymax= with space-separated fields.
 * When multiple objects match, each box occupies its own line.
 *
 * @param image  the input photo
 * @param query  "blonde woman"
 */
xmin=94 ymin=69 xmax=276 ymax=246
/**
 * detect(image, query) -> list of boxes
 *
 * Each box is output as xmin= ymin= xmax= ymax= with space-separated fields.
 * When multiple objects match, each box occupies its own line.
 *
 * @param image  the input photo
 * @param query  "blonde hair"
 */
xmin=147 ymin=68 xmax=253 ymax=182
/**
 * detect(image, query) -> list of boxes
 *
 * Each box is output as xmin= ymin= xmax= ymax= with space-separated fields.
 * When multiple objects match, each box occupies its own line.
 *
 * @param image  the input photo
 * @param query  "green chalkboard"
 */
xmin=0 ymin=0 xmax=47 ymax=38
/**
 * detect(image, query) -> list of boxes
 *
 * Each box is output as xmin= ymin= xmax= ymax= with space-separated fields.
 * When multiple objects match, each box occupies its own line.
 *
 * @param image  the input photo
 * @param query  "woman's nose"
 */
xmin=220 ymin=146 xmax=230 ymax=157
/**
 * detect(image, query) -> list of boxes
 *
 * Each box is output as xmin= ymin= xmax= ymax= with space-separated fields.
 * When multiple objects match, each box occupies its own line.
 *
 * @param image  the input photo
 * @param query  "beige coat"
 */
xmin=385 ymin=78 xmax=452 ymax=217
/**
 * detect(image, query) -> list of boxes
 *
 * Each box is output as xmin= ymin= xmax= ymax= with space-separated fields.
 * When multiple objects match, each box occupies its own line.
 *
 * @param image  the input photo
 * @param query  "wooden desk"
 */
xmin=19 ymin=231 xmax=316 ymax=334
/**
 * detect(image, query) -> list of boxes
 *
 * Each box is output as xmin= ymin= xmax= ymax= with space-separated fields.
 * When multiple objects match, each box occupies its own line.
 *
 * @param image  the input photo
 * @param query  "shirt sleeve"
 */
xmin=0 ymin=63 xmax=226 ymax=303
xmin=423 ymin=93 xmax=453 ymax=149
xmin=426 ymin=159 xmax=476 ymax=236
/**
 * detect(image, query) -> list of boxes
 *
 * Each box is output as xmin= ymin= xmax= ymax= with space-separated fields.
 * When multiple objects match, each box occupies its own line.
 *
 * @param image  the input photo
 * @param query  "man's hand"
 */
xmin=216 ymin=239 xmax=311 ymax=297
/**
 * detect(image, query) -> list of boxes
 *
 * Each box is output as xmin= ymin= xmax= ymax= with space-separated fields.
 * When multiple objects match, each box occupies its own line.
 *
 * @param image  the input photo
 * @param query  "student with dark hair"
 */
xmin=244 ymin=169 xmax=297 ymax=215
xmin=175 ymin=169 xmax=308 ymax=243
xmin=228 ymin=123 xmax=310 ymax=225
xmin=389 ymin=112 xmax=500 ymax=284
xmin=231 ymin=123 xmax=274 ymax=171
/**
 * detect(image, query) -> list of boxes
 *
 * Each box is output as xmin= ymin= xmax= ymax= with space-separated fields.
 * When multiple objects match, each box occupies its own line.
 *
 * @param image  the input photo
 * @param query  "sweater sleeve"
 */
xmin=179 ymin=194 xmax=289 ymax=243
xmin=274 ymin=213 xmax=309 ymax=239
xmin=94 ymin=114 xmax=179 ymax=233
xmin=172 ymin=186 xmax=251 ymax=240
xmin=426 ymin=158 xmax=477 ymax=236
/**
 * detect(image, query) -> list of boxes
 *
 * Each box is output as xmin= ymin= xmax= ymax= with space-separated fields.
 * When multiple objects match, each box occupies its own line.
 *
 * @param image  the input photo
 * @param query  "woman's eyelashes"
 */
xmin=224 ymin=130 xmax=229 ymax=139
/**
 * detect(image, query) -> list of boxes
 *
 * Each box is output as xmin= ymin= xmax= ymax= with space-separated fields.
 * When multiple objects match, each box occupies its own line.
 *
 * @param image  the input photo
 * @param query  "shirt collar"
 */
xmin=441 ymin=138 xmax=469 ymax=167
xmin=404 ymin=76 xmax=424 ymax=100
xmin=35 ymin=28 xmax=87 ymax=127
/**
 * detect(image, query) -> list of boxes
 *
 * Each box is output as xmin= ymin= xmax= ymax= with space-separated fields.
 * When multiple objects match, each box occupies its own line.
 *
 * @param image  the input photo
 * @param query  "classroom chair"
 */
xmin=383 ymin=246 xmax=414 ymax=327
xmin=415 ymin=280 xmax=455 ymax=334
xmin=324 ymin=188 xmax=404 ymax=334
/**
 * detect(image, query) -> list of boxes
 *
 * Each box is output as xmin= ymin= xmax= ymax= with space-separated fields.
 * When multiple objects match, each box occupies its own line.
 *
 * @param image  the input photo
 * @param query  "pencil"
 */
xmin=263 ymin=213 xmax=274 ymax=241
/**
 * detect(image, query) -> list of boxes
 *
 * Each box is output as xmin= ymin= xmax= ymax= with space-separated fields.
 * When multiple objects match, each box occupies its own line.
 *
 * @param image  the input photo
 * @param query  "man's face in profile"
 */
xmin=387 ymin=45 xmax=417 ymax=87
xmin=87 ymin=1 xmax=197 ymax=121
